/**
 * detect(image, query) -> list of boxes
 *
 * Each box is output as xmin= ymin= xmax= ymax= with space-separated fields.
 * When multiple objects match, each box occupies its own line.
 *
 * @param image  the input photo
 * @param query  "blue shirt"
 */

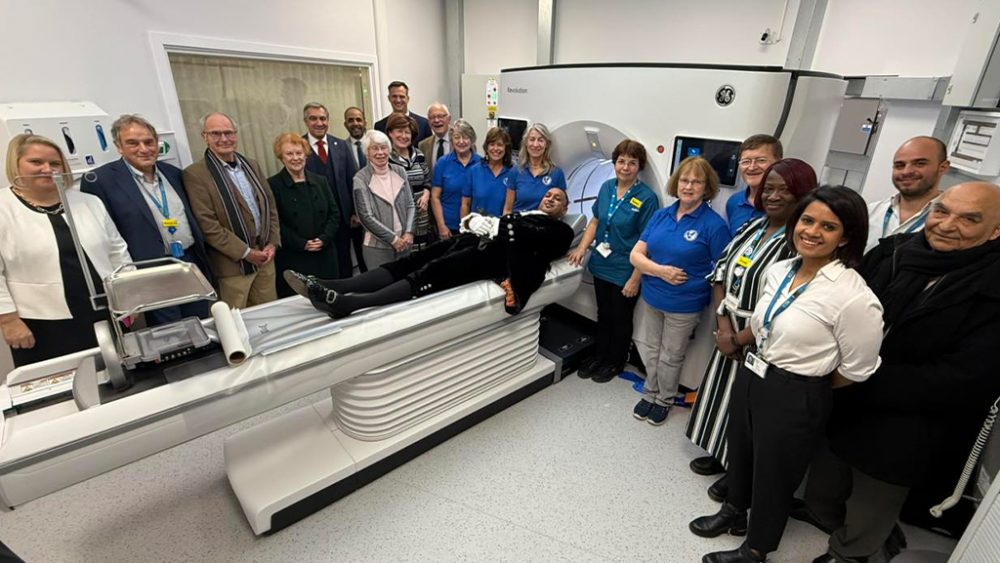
xmin=640 ymin=201 xmax=732 ymax=313
xmin=433 ymin=152 xmax=482 ymax=230
xmin=463 ymin=161 xmax=516 ymax=217
xmin=509 ymin=166 xmax=567 ymax=212
xmin=725 ymin=188 xmax=764 ymax=236
xmin=587 ymin=179 xmax=659 ymax=287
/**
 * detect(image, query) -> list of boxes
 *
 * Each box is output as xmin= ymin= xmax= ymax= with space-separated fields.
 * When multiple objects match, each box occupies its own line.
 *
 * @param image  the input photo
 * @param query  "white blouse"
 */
xmin=750 ymin=258 xmax=884 ymax=381
xmin=0 ymin=187 xmax=132 ymax=320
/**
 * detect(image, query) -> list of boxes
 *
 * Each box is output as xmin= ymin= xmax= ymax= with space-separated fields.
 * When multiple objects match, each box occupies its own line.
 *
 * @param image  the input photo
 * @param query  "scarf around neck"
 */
xmin=203 ymin=149 xmax=272 ymax=275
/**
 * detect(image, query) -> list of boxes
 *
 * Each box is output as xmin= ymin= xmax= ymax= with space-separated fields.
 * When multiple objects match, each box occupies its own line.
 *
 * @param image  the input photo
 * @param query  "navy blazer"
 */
xmin=373 ymin=111 xmax=432 ymax=143
xmin=304 ymin=133 xmax=357 ymax=223
xmin=80 ymin=159 xmax=213 ymax=282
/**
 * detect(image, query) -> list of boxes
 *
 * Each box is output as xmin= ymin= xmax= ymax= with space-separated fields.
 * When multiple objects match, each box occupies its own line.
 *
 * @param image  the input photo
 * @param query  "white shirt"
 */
xmin=349 ymin=136 xmax=365 ymax=169
xmin=124 ymin=161 xmax=196 ymax=252
xmin=750 ymin=258 xmax=884 ymax=381
xmin=865 ymin=194 xmax=937 ymax=252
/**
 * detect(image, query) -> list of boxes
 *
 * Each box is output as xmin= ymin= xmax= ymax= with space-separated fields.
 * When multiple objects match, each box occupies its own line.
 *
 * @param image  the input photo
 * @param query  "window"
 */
xmin=167 ymin=52 xmax=372 ymax=177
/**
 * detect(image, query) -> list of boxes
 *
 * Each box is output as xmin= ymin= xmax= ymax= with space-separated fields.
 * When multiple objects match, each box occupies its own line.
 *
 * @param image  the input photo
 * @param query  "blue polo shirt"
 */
xmin=433 ymin=152 xmax=482 ymax=230
xmin=587 ymin=179 xmax=659 ymax=287
xmin=463 ymin=161 xmax=516 ymax=217
xmin=640 ymin=201 xmax=732 ymax=313
xmin=725 ymin=188 xmax=764 ymax=236
xmin=509 ymin=166 xmax=567 ymax=212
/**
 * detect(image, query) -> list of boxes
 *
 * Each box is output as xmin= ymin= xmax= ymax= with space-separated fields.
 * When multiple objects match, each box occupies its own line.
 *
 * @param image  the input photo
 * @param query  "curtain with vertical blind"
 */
xmin=167 ymin=52 xmax=372 ymax=178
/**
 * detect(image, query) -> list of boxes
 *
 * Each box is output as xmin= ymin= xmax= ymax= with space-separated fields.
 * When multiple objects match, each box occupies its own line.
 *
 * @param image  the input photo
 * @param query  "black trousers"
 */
xmin=592 ymin=276 xmax=638 ymax=369
xmin=727 ymin=363 xmax=832 ymax=553
xmin=351 ymin=224 xmax=368 ymax=273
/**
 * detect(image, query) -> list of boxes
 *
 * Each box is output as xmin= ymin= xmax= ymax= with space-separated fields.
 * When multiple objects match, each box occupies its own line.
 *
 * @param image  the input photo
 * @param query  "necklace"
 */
xmin=11 ymin=187 xmax=63 ymax=215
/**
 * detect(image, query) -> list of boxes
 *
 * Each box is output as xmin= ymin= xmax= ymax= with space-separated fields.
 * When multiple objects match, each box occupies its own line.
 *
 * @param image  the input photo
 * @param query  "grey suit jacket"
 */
xmin=419 ymin=134 xmax=448 ymax=182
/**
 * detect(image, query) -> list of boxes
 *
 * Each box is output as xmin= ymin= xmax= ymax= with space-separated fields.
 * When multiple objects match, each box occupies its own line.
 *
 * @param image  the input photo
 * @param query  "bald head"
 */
xmin=892 ymin=136 xmax=949 ymax=200
xmin=924 ymin=182 xmax=1000 ymax=251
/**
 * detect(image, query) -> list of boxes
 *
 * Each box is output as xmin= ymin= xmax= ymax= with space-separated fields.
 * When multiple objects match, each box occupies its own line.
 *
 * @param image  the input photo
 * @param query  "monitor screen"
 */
xmin=498 ymin=117 xmax=529 ymax=152
xmin=671 ymin=136 xmax=743 ymax=187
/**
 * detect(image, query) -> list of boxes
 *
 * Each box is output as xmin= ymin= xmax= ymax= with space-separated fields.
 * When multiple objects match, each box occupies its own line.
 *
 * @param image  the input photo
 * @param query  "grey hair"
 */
xmin=426 ymin=102 xmax=450 ymax=116
xmin=449 ymin=118 xmax=477 ymax=147
xmin=302 ymin=102 xmax=328 ymax=120
xmin=361 ymin=129 xmax=391 ymax=158
xmin=517 ymin=122 xmax=555 ymax=174
xmin=111 ymin=114 xmax=158 ymax=145
xmin=199 ymin=112 xmax=238 ymax=133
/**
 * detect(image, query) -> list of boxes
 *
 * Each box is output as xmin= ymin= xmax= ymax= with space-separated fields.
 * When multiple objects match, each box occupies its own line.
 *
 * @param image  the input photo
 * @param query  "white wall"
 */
xmin=859 ymin=100 xmax=944 ymax=201
xmin=812 ymin=0 xmax=980 ymax=77
xmin=0 ymin=0 xmax=449 ymax=151
xmin=552 ymin=0 xmax=799 ymax=66
xmin=464 ymin=0 xmax=537 ymax=74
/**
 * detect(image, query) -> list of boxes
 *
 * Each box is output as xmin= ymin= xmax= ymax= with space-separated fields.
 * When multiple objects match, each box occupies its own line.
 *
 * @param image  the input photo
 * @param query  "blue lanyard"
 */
xmin=137 ymin=171 xmax=170 ymax=220
xmin=602 ymin=184 xmax=636 ymax=242
xmin=742 ymin=223 xmax=785 ymax=260
xmin=881 ymin=204 xmax=927 ymax=238
xmin=762 ymin=260 xmax=810 ymax=334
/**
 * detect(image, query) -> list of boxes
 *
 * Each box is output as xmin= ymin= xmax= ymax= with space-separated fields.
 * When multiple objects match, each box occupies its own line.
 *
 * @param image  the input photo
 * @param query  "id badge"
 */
xmin=736 ymin=255 xmax=753 ymax=269
xmin=596 ymin=242 xmax=612 ymax=258
xmin=169 ymin=240 xmax=184 ymax=258
xmin=162 ymin=218 xmax=179 ymax=229
xmin=744 ymin=351 xmax=769 ymax=378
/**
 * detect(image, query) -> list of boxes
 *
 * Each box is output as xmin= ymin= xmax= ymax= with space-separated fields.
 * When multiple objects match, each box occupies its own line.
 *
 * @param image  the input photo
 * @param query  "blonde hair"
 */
xmin=667 ymin=156 xmax=720 ymax=201
xmin=5 ymin=134 xmax=72 ymax=187
xmin=517 ymin=122 xmax=555 ymax=174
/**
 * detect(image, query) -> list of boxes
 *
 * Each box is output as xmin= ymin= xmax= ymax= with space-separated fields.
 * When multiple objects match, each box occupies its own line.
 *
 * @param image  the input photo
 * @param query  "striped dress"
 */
xmin=684 ymin=216 xmax=795 ymax=466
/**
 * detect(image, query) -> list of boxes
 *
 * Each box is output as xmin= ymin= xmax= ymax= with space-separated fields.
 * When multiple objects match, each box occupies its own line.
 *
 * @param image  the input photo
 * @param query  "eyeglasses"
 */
xmin=204 ymin=130 xmax=237 ymax=139
xmin=679 ymin=178 xmax=706 ymax=186
xmin=739 ymin=157 xmax=772 ymax=168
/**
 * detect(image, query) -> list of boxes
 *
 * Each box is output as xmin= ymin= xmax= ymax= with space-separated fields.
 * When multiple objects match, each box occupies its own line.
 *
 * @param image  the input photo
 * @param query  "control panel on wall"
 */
xmin=947 ymin=110 xmax=1000 ymax=177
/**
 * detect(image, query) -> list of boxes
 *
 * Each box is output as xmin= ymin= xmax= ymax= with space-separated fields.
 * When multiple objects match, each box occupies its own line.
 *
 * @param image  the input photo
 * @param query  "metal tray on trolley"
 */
xmin=103 ymin=259 xmax=216 ymax=319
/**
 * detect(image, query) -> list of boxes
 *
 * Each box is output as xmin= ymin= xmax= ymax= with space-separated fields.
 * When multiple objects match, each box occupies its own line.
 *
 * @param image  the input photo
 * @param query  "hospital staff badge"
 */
xmin=684 ymin=229 xmax=699 ymax=242
xmin=629 ymin=197 xmax=643 ymax=208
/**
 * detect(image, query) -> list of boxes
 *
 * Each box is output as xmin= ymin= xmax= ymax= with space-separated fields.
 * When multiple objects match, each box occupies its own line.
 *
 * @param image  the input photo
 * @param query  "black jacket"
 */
xmin=829 ymin=234 xmax=1000 ymax=486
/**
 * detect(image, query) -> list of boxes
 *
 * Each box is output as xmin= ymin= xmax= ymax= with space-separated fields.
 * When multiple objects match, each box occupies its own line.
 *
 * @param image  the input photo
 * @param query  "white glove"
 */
xmin=461 ymin=213 xmax=500 ymax=238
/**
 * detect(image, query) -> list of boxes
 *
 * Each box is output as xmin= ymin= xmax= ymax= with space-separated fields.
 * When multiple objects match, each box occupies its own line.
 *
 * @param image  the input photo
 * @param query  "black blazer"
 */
xmin=304 ymin=133 xmax=356 ymax=223
xmin=830 ymin=234 xmax=1000 ymax=487
xmin=80 ymin=158 xmax=212 ymax=281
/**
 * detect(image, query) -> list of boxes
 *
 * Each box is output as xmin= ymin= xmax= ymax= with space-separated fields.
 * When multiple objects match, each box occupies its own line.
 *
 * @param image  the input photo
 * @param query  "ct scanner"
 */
xmin=0 ymin=64 xmax=848 ymax=535
xmin=499 ymin=64 xmax=847 ymax=388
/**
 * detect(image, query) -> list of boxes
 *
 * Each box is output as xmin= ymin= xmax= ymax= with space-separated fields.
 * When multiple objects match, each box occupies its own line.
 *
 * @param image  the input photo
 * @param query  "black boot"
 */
xmin=690 ymin=455 xmax=726 ymax=476
xmin=689 ymin=502 xmax=748 ymax=538
xmin=708 ymin=474 xmax=729 ymax=503
xmin=703 ymin=544 xmax=765 ymax=563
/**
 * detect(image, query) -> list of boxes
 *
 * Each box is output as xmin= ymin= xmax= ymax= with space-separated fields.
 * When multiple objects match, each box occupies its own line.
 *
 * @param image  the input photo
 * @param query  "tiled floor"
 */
xmin=0 ymin=370 xmax=955 ymax=562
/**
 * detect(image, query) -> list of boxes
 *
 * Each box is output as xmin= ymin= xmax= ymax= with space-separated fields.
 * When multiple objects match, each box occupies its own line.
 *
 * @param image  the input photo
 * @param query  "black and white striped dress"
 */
xmin=390 ymin=147 xmax=433 ymax=244
xmin=684 ymin=216 xmax=795 ymax=466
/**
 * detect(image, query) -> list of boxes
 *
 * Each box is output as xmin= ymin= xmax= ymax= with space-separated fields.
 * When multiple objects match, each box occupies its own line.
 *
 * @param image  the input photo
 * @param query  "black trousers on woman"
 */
xmin=726 ymin=363 xmax=832 ymax=553
xmin=591 ymin=276 xmax=638 ymax=369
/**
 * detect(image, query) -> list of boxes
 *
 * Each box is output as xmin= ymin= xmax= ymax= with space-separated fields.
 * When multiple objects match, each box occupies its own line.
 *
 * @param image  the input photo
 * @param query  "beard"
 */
xmin=892 ymin=174 xmax=938 ymax=199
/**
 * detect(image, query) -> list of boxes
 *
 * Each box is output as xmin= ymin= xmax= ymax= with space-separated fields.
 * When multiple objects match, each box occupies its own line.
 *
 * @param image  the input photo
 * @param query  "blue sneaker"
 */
xmin=633 ymin=398 xmax=655 ymax=420
xmin=646 ymin=403 xmax=670 ymax=426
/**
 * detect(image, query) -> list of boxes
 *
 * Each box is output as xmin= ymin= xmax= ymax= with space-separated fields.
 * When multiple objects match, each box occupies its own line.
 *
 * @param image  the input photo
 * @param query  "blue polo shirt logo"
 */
xmin=503 ymin=176 xmax=510 ymax=186
xmin=684 ymin=229 xmax=699 ymax=242
xmin=542 ymin=175 xmax=552 ymax=186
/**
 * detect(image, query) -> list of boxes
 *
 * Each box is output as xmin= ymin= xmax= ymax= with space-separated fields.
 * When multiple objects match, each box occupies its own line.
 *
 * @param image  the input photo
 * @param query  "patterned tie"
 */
xmin=436 ymin=138 xmax=445 ymax=162
xmin=356 ymin=141 xmax=367 ymax=168
xmin=316 ymin=139 xmax=328 ymax=165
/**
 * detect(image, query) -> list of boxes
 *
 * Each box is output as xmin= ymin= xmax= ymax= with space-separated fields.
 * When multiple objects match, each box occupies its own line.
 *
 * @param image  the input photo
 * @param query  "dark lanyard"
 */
xmin=761 ymin=260 xmax=810 ymax=337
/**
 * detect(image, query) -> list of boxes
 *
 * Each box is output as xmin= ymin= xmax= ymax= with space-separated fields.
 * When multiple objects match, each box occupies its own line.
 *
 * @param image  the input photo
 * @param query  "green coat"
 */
xmin=268 ymin=168 xmax=339 ymax=297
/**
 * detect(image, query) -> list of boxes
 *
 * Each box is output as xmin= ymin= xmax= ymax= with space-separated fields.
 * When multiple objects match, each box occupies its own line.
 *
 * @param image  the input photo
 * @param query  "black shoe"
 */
xmin=303 ymin=279 xmax=349 ymax=319
xmin=577 ymin=357 xmax=600 ymax=379
xmin=789 ymin=498 xmax=834 ymax=534
xmin=703 ymin=544 xmax=764 ymax=563
xmin=690 ymin=455 xmax=726 ymax=476
xmin=591 ymin=363 xmax=620 ymax=383
xmin=707 ymin=474 xmax=729 ymax=503
xmin=689 ymin=502 xmax=747 ymax=538
xmin=284 ymin=269 xmax=313 ymax=298
xmin=811 ymin=552 xmax=865 ymax=563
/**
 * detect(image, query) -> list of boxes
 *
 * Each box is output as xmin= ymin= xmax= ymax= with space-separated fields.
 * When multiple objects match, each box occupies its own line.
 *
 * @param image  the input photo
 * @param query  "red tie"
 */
xmin=316 ymin=139 xmax=328 ymax=165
